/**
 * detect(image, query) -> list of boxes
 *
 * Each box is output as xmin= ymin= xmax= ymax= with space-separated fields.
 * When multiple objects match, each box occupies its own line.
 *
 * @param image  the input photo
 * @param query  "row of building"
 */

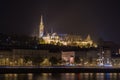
xmin=0 ymin=46 xmax=119 ymax=66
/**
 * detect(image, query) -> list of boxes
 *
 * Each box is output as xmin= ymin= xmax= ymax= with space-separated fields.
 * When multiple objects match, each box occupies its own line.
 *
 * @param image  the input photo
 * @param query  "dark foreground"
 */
xmin=0 ymin=66 xmax=120 ymax=73
xmin=1 ymin=73 xmax=120 ymax=80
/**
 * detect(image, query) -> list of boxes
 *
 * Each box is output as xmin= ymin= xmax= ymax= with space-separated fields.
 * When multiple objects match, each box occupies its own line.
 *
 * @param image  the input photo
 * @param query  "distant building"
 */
xmin=42 ymin=33 xmax=97 ymax=48
xmin=38 ymin=16 xmax=97 ymax=48
xmin=61 ymin=51 xmax=75 ymax=65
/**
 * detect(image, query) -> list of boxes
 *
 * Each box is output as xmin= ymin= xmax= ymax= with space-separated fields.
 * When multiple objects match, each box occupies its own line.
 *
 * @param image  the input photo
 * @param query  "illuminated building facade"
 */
xmin=38 ymin=16 xmax=97 ymax=48
xmin=62 ymin=51 xmax=75 ymax=65
xmin=42 ymin=33 xmax=97 ymax=48
xmin=42 ymin=33 xmax=60 ymax=45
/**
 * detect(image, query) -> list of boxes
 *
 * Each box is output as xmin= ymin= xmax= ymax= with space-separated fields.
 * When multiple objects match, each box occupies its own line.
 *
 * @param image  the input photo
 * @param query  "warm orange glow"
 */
xmin=40 ymin=32 xmax=97 ymax=47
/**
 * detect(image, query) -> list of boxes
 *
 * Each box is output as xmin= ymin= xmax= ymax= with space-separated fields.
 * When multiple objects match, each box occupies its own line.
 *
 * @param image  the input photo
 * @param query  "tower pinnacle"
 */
xmin=39 ymin=15 xmax=44 ymax=38
xmin=86 ymin=34 xmax=91 ymax=41
xmin=40 ymin=15 xmax=43 ymax=25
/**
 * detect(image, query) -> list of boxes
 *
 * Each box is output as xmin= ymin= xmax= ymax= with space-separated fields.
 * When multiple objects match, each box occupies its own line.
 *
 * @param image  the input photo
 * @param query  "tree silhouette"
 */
xmin=49 ymin=57 xmax=58 ymax=66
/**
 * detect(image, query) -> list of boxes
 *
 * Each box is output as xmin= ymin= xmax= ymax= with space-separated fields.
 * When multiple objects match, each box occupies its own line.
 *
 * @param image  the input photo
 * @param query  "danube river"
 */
xmin=0 ymin=73 xmax=120 ymax=80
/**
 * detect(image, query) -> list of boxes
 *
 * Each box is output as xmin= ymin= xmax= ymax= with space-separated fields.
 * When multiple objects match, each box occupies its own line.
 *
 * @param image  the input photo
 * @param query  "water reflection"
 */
xmin=0 ymin=73 xmax=119 ymax=80
xmin=28 ymin=73 xmax=33 ymax=80
xmin=5 ymin=74 xmax=17 ymax=80
xmin=61 ymin=73 xmax=75 ymax=80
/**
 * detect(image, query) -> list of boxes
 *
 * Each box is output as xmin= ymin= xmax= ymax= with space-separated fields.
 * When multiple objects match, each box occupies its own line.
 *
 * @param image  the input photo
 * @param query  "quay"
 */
xmin=0 ymin=66 xmax=120 ymax=73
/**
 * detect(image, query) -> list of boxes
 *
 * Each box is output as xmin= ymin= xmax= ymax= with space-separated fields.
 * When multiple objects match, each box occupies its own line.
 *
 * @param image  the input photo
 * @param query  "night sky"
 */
xmin=1 ymin=0 xmax=120 ymax=43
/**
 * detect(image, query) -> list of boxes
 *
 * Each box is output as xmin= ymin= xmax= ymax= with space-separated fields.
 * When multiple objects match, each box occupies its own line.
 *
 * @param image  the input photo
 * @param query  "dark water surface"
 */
xmin=0 ymin=73 xmax=120 ymax=80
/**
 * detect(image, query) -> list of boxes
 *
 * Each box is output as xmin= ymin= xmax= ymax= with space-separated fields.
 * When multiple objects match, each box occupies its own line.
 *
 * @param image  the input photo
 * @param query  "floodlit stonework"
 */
xmin=38 ymin=16 xmax=97 ymax=48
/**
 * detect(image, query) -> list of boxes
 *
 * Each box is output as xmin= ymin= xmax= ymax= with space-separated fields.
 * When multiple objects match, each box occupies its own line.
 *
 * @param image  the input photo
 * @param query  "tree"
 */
xmin=41 ymin=58 xmax=51 ymax=66
xmin=89 ymin=57 xmax=93 ymax=64
xmin=75 ymin=56 xmax=80 ymax=63
xmin=49 ymin=57 xmax=58 ymax=65
xmin=32 ymin=56 xmax=44 ymax=66
xmin=24 ymin=56 xmax=32 ymax=63
xmin=39 ymin=38 xmax=45 ymax=44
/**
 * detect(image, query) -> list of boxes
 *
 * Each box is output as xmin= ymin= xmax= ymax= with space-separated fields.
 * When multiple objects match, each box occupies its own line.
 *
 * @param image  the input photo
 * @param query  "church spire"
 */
xmin=40 ymin=15 xmax=43 ymax=25
xmin=39 ymin=15 xmax=44 ymax=38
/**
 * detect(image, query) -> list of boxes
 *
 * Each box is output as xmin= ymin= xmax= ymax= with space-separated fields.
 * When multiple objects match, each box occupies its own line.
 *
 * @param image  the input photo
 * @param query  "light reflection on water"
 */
xmin=0 ymin=73 xmax=120 ymax=80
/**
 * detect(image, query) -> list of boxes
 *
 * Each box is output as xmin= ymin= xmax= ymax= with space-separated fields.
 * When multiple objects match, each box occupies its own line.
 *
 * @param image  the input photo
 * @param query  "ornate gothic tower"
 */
xmin=39 ymin=15 xmax=44 ymax=38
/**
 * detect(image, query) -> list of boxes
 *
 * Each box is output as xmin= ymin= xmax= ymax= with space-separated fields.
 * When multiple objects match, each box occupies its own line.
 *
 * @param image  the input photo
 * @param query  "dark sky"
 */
xmin=1 ymin=0 xmax=120 ymax=43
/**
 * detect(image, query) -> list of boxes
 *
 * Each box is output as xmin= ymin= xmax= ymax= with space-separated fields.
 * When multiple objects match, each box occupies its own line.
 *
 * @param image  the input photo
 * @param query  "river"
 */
xmin=0 ymin=73 xmax=120 ymax=80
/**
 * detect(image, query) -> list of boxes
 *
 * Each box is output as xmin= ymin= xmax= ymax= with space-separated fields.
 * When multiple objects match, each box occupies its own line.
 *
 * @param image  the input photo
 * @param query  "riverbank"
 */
xmin=0 ymin=66 xmax=120 ymax=73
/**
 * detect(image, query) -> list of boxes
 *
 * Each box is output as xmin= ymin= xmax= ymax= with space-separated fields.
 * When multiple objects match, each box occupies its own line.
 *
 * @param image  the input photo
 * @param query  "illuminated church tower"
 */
xmin=39 ymin=15 xmax=44 ymax=38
